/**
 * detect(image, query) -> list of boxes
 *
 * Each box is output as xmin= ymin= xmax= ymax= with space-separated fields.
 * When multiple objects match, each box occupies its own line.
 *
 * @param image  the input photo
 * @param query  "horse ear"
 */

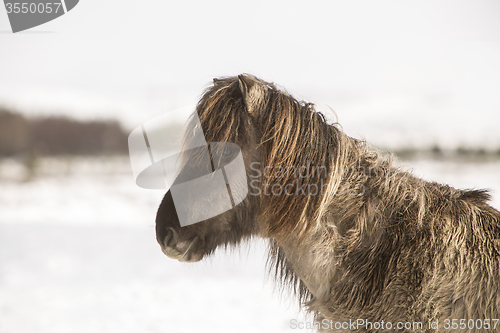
xmin=238 ymin=75 xmax=254 ymax=99
xmin=237 ymin=74 xmax=265 ymax=114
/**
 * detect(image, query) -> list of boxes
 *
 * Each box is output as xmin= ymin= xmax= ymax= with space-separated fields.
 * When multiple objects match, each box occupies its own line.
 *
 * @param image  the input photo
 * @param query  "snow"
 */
xmin=0 ymin=157 xmax=499 ymax=333
xmin=0 ymin=223 xmax=306 ymax=333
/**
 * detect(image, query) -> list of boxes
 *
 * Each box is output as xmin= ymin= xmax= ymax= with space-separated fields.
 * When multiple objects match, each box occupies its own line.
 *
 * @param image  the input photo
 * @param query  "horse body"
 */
xmin=155 ymin=74 xmax=500 ymax=332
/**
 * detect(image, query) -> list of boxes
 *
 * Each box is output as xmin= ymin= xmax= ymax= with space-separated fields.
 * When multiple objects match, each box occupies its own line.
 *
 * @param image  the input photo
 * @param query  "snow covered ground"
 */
xmin=0 ymin=157 xmax=499 ymax=333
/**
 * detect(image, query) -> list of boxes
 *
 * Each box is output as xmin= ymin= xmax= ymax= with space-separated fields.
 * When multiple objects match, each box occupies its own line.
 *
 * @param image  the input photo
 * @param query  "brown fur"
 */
xmin=156 ymin=74 xmax=500 ymax=332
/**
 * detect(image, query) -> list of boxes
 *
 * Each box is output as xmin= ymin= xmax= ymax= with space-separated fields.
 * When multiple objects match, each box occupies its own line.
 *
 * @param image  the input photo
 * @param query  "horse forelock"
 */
xmin=197 ymin=79 xmax=249 ymax=144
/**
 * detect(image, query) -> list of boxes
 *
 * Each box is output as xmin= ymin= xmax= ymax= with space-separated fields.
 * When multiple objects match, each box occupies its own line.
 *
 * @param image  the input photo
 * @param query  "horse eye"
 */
xmin=223 ymin=148 xmax=233 ymax=157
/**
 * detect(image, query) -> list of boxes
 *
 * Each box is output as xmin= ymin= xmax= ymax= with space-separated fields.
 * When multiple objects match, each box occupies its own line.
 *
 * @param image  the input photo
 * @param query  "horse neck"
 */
xmin=273 ymin=147 xmax=392 ymax=303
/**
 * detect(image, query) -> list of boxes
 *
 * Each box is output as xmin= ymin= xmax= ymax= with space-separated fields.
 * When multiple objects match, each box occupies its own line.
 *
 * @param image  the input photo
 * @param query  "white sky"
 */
xmin=0 ymin=0 xmax=499 ymax=149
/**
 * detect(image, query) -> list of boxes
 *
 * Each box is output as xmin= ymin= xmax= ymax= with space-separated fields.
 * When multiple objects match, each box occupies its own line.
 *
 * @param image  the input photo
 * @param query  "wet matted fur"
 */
xmin=155 ymin=74 xmax=500 ymax=332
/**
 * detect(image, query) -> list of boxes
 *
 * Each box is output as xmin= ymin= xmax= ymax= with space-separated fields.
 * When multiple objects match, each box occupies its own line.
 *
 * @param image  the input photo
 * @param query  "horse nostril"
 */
xmin=164 ymin=228 xmax=172 ymax=245
xmin=164 ymin=227 xmax=178 ymax=248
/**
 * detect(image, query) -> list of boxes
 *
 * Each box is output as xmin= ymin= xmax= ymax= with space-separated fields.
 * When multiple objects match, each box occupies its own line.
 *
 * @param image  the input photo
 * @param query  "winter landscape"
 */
xmin=1 ymin=1 xmax=500 ymax=332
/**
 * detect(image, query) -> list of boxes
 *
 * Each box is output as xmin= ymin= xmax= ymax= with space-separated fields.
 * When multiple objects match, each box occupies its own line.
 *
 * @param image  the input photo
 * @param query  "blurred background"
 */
xmin=1 ymin=1 xmax=500 ymax=332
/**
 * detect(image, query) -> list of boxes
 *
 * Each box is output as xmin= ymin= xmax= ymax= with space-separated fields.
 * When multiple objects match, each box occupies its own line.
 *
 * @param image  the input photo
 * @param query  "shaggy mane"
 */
xmin=195 ymin=75 xmax=386 ymax=304
xmin=197 ymin=76 xmax=371 ymax=241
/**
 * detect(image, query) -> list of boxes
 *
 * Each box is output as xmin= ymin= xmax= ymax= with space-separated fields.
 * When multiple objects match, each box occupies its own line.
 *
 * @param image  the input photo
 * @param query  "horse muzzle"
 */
xmin=159 ymin=227 xmax=204 ymax=263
